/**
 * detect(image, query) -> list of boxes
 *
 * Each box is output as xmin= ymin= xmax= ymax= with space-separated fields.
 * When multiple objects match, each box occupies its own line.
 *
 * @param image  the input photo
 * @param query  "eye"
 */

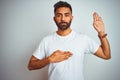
xmin=65 ymin=13 xmax=71 ymax=17
xmin=55 ymin=13 xmax=61 ymax=17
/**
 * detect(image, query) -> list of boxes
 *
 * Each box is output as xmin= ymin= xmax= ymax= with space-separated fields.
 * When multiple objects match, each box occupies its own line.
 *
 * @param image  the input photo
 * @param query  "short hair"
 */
xmin=54 ymin=1 xmax=72 ymax=13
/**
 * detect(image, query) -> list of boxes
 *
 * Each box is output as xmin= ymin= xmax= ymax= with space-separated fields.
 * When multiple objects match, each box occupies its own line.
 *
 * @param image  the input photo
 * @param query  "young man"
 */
xmin=28 ymin=1 xmax=111 ymax=80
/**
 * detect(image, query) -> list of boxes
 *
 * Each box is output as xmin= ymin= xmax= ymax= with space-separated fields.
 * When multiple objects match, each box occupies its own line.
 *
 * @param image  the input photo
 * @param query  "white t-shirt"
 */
xmin=33 ymin=30 xmax=99 ymax=80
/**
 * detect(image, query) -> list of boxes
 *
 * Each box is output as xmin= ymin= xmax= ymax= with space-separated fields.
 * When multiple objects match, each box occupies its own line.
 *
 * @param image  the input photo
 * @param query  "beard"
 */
xmin=55 ymin=20 xmax=72 ymax=30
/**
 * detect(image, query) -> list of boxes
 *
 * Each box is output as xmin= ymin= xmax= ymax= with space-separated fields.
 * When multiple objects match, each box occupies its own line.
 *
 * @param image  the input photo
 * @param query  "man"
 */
xmin=28 ymin=1 xmax=111 ymax=80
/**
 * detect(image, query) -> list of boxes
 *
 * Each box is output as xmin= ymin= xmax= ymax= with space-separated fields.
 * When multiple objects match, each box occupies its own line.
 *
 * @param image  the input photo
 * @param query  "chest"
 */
xmin=46 ymin=38 xmax=87 ymax=58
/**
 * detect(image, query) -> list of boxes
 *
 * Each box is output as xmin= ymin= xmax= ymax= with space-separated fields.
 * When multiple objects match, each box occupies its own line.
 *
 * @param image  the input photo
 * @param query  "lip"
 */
xmin=60 ymin=22 xmax=67 ymax=25
xmin=61 ymin=23 xmax=66 ymax=25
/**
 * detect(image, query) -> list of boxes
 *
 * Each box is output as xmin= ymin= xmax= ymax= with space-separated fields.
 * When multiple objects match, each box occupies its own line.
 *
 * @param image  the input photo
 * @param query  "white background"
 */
xmin=0 ymin=0 xmax=120 ymax=80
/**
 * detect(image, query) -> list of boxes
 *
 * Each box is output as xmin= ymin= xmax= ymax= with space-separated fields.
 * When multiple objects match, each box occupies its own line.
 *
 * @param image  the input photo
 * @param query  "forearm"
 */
xmin=28 ymin=56 xmax=51 ymax=70
xmin=28 ymin=50 xmax=72 ymax=70
xmin=98 ymin=32 xmax=111 ymax=58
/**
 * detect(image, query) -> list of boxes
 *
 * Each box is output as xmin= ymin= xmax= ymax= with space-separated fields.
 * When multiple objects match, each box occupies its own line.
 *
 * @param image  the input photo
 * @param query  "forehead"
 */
xmin=55 ymin=7 xmax=72 ymax=14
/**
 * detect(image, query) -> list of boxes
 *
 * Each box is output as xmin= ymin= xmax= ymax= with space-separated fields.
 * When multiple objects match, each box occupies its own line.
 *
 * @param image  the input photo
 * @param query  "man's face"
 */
xmin=54 ymin=7 xmax=73 ymax=30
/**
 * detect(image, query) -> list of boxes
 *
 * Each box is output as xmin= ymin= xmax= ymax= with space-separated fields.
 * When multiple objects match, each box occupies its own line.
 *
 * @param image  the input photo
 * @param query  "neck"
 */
xmin=57 ymin=28 xmax=72 ymax=36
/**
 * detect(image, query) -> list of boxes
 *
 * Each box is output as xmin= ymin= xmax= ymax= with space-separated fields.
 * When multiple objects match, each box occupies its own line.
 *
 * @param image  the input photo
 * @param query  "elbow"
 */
xmin=103 ymin=51 xmax=111 ymax=60
xmin=28 ymin=63 xmax=35 ymax=71
xmin=104 ymin=56 xmax=111 ymax=60
xmin=104 ymin=54 xmax=111 ymax=60
xmin=28 ymin=66 xmax=33 ymax=71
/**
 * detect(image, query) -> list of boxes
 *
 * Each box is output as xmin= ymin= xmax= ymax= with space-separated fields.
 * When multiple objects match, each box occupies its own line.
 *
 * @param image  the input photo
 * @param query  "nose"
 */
xmin=61 ymin=15 xmax=65 ymax=21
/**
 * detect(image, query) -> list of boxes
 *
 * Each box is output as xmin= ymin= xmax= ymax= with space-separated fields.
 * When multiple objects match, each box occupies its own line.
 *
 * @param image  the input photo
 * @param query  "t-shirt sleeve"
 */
xmin=85 ymin=36 xmax=100 ymax=54
xmin=32 ymin=38 xmax=47 ymax=59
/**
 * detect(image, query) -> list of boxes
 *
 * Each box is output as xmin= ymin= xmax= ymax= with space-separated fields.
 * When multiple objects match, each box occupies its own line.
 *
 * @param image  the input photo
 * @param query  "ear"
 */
xmin=71 ymin=15 xmax=74 ymax=20
xmin=72 ymin=15 xmax=74 ymax=19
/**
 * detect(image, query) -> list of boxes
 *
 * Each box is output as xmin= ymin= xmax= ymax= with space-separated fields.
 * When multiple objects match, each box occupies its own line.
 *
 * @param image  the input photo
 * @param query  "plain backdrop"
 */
xmin=0 ymin=0 xmax=120 ymax=80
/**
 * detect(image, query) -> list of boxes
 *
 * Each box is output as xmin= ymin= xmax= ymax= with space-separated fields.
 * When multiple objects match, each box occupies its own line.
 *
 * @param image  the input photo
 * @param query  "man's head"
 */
xmin=53 ymin=1 xmax=73 ymax=31
xmin=54 ymin=1 xmax=72 ymax=14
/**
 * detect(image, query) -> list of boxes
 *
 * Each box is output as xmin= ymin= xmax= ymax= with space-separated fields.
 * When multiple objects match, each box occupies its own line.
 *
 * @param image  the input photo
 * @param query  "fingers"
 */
xmin=64 ymin=51 xmax=73 ymax=58
xmin=93 ymin=12 xmax=97 ymax=21
xmin=93 ymin=12 xmax=99 ymax=21
xmin=54 ymin=50 xmax=73 ymax=59
xmin=64 ymin=51 xmax=72 ymax=56
xmin=93 ymin=12 xmax=102 ymax=21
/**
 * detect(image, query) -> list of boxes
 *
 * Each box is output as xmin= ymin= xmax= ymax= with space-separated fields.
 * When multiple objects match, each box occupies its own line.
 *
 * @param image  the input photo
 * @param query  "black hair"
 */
xmin=54 ymin=1 xmax=72 ymax=13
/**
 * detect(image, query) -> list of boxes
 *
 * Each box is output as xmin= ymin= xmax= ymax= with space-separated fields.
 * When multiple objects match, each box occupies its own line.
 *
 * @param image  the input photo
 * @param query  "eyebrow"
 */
xmin=55 ymin=12 xmax=71 ymax=15
xmin=65 ymin=13 xmax=71 ymax=15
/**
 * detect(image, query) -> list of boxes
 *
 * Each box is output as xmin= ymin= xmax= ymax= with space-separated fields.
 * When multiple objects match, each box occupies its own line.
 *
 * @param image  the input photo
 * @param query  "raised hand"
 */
xmin=93 ymin=12 xmax=105 ymax=34
xmin=49 ymin=50 xmax=72 ymax=63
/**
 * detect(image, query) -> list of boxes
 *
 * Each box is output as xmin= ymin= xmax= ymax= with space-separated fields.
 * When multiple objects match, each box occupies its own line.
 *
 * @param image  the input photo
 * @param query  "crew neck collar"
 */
xmin=55 ymin=30 xmax=74 ymax=39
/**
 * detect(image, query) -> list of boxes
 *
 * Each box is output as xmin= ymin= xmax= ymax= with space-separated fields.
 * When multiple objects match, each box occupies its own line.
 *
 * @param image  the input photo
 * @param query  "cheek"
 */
xmin=54 ymin=18 xmax=61 ymax=23
xmin=66 ymin=18 xmax=72 ymax=22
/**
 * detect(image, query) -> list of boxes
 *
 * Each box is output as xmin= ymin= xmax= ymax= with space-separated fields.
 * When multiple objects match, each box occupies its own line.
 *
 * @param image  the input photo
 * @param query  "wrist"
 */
xmin=47 ymin=56 xmax=53 ymax=63
xmin=98 ymin=32 xmax=107 ymax=38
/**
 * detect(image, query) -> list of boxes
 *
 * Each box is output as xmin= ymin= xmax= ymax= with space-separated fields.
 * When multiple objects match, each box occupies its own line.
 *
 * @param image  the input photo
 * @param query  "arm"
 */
xmin=28 ymin=55 xmax=51 ymax=70
xmin=28 ymin=50 xmax=72 ymax=70
xmin=93 ymin=12 xmax=111 ymax=60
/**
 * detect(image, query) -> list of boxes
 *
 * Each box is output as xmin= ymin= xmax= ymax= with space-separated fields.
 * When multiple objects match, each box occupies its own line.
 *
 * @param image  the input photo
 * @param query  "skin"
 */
xmin=93 ymin=12 xmax=111 ymax=59
xmin=28 ymin=7 xmax=111 ymax=70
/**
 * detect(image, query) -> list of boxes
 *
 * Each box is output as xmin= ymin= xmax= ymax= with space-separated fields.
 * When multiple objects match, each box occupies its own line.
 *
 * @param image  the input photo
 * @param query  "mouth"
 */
xmin=60 ymin=22 xmax=67 ymax=25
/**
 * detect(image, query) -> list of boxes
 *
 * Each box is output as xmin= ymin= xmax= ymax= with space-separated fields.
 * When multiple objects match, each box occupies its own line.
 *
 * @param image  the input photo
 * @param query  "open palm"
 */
xmin=93 ymin=12 xmax=105 ymax=33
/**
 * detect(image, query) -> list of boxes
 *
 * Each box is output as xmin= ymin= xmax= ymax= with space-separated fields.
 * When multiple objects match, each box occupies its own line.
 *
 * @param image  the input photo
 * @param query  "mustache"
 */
xmin=59 ymin=22 xmax=68 ymax=25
